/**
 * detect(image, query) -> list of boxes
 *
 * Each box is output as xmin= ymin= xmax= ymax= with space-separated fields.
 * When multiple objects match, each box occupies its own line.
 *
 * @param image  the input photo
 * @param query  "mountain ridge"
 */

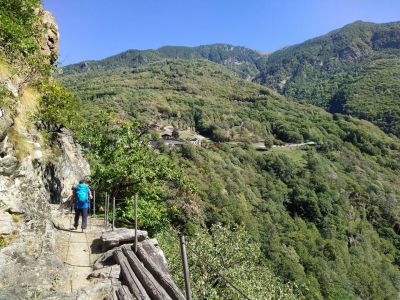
xmin=61 ymin=43 xmax=268 ymax=80
xmin=257 ymin=20 xmax=400 ymax=136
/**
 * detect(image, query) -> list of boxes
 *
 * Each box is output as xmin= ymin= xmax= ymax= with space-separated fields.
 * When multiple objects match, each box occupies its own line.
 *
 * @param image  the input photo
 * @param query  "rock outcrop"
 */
xmin=39 ymin=9 xmax=60 ymax=64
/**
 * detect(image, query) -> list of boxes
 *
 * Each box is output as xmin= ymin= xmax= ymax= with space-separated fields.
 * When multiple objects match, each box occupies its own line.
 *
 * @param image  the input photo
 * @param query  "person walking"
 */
xmin=73 ymin=179 xmax=92 ymax=232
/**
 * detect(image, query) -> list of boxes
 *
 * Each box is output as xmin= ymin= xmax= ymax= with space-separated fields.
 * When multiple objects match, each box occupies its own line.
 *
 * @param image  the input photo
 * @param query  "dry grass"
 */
xmin=0 ymin=234 xmax=15 ymax=249
xmin=0 ymin=57 xmax=12 ymax=81
xmin=11 ymin=214 xmax=21 ymax=223
xmin=8 ymin=128 xmax=33 ymax=160
xmin=7 ymin=87 xmax=41 ymax=161
xmin=14 ymin=87 xmax=40 ymax=131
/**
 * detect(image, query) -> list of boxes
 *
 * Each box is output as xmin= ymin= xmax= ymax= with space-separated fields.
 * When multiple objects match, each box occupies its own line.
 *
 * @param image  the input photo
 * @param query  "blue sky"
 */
xmin=43 ymin=0 xmax=400 ymax=66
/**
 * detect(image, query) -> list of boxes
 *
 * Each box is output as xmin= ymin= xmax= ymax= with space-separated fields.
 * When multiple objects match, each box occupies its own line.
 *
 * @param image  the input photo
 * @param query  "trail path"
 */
xmin=54 ymin=213 xmax=105 ymax=293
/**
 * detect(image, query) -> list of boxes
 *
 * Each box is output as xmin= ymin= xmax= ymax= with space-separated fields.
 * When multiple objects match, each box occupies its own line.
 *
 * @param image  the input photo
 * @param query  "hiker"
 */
xmin=73 ymin=179 xmax=93 ymax=232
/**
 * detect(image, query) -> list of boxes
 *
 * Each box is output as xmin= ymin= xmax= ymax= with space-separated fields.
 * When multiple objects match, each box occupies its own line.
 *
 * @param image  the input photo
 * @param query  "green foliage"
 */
xmin=59 ymin=51 xmax=400 ymax=299
xmin=0 ymin=0 xmax=54 ymax=81
xmin=80 ymin=114 xmax=197 ymax=234
xmin=157 ymin=224 xmax=299 ymax=300
xmin=37 ymin=81 xmax=81 ymax=130
xmin=0 ymin=85 xmax=14 ymax=109
xmin=0 ymin=0 xmax=41 ymax=57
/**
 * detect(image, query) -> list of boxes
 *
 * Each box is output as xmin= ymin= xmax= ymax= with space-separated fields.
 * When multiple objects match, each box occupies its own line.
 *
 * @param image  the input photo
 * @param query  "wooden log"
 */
xmin=102 ymin=228 xmax=148 ymax=250
xmin=136 ymin=242 xmax=186 ymax=300
xmin=113 ymin=249 xmax=150 ymax=300
xmin=116 ymin=285 xmax=135 ymax=300
xmin=122 ymin=246 xmax=172 ymax=300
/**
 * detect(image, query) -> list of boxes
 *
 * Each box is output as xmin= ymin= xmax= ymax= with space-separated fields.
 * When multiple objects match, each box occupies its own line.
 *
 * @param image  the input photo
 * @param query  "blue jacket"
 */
xmin=74 ymin=183 xmax=90 ymax=209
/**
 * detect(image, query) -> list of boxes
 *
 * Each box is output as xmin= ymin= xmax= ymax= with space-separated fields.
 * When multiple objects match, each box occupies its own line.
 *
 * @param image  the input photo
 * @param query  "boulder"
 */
xmin=0 ymin=110 xmax=14 ymax=140
xmin=0 ymin=211 xmax=13 ymax=235
xmin=0 ymin=155 xmax=19 ymax=176
xmin=101 ymin=228 xmax=148 ymax=250
xmin=50 ymin=206 xmax=72 ymax=230
xmin=87 ymin=265 xmax=121 ymax=280
xmin=93 ymin=248 xmax=117 ymax=270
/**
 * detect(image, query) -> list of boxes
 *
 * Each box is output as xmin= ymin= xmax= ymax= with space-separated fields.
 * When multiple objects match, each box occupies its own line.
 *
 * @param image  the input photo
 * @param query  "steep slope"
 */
xmin=59 ymin=55 xmax=400 ymax=299
xmin=62 ymin=44 xmax=268 ymax=80
xmin=256 ymin=21 xmax=400 ymax=136
xmin=0 ymin=2 xmax=93 ymax=298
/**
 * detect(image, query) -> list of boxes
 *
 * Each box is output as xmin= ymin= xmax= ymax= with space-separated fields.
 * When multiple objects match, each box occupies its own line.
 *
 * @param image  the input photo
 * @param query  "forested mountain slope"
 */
xmin=59 ymin=54 xmax=400 ymax=299
xmin=256 ymin=21 xmax=400 ymax=136
xmin=62 ymin=43 xmax=267 ymax=80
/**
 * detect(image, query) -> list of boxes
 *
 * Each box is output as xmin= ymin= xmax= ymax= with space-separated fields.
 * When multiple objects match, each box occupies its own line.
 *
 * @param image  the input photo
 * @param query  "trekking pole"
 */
xmin=134 ymin=193 xmax=138 ymax=253
xmin=93 ymin=190 xmax=96 ymax=217
xmin=112 ymin=196 xmax=116 ymax=231
xmin=179 ymin=233 xmax=192 ymax=300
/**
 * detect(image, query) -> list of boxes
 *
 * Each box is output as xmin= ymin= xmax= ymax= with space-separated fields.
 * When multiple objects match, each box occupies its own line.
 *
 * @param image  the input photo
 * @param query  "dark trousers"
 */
xmin=74 ymin=208 xmax=88 ymax=229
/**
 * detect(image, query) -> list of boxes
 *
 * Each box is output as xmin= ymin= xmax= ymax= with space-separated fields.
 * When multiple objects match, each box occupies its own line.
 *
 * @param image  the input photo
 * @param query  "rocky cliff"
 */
xmin=0 ymin=9 xmax=91 ymax=299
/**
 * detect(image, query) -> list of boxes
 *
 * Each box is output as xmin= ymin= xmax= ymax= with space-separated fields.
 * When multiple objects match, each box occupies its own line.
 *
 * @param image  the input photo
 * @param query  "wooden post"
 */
xmin=179 ymin=234 xmax=192 ymax=300
xmin=93 ymin=190 xmax=96 ymax=217
xmin=134 ymin=193 xmax=138 ymax=253
xmin=112 ymin=196 xmax=116 ymax=231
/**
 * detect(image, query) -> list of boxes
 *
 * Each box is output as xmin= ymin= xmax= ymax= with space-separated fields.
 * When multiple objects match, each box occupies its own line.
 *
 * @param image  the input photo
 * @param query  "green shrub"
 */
xmin=0 ymin=0 xmax=41 ymax=57
xmin=37 ymin=81 xmax=80 ymax=130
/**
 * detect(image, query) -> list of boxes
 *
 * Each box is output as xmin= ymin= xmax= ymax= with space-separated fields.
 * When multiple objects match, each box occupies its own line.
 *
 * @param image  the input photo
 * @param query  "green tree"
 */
xmin=158 ymin=224 xmax=299 ymax=300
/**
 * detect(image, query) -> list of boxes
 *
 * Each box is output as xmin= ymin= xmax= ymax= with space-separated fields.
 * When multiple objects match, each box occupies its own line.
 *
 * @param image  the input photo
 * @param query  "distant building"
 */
xmin=190 ymin=137 xmax=202 ymax=146
xmin=148 ymin=141 xmax=158 ymax=149
xmin=161 ymin=132 xmax=173 ymax=140
xmin=149 ymin=123 xmax=161 ymax=130
xmin=164 ymin=140 xmax=184 ymax=148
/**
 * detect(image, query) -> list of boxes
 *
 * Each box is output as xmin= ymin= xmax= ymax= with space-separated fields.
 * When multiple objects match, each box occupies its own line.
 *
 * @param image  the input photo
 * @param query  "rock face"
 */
xmin=0 ymin=128 xmax=91 ymax=299
xmin=39 ymin=9 xmax=60 ymax=64
xmin=44 ymin=128 xmax=91 ymax=204
xmin=0 ymin=131 xmax=90 ymax=299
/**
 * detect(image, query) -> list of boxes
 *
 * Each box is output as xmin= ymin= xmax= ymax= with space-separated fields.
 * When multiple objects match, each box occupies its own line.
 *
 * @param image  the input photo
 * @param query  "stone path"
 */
xmin=54 ymin=213 xmax=106 ymax=293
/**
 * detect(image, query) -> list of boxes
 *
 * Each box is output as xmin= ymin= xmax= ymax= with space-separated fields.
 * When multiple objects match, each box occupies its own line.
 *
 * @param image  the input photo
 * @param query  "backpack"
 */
xmin=75 ymin=183 xmax=89 ymax=205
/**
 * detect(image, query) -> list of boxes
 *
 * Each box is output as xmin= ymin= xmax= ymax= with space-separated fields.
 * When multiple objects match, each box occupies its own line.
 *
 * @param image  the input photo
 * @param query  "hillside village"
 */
xmin=150 ymin=124 xmax=316 ymax=151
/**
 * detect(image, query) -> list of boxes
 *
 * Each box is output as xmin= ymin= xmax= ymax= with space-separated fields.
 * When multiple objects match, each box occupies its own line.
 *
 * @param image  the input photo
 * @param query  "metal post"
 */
xmin=104 ymin=192 xmax=107 ymax=227
xmin=134 ymin=193 xmax=138 ymax=253
xmin=106 ymin=194 xmax=110 ymax=227
xmin=179 ymin=234 xmax=192 ymax=300
xmin=93 ymin=190 xmax=96 ymax=217
xmin=112 ymin=196 xmax=116 ymax=231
